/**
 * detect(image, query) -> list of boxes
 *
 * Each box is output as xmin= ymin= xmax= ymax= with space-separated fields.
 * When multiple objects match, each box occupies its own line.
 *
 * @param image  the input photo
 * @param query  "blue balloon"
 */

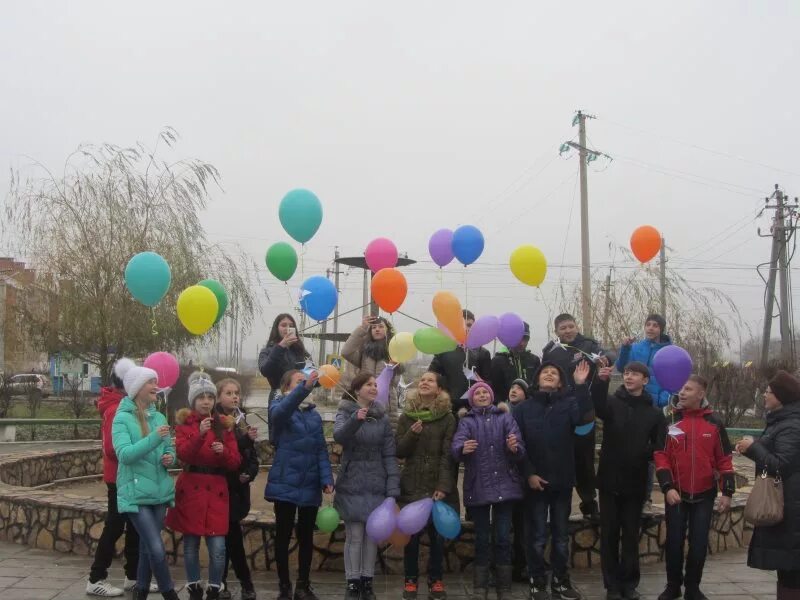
xmin=299 ymin=276 xmax=338 ymax=321
xmin=451 ymin=225 xmax=484 ymax=266
xmin=574 ymin=421 xmax=595 ymax=436
xmin=279 ymin=189 xmax=323 ymax=244
xmin=432 ymin=500 xmax=461 ymax=540
xmin=124 ymin=252 xmax=171 ymax=307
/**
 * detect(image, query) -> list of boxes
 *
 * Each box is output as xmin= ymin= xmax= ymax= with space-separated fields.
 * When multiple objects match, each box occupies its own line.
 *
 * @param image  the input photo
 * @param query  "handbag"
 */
xmin=744 ymin=468 xmax=784 ymax=526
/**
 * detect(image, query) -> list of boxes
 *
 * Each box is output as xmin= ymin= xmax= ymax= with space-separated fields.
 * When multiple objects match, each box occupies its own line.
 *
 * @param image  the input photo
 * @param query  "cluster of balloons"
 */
xmin=124 ymin=252 xmax=229 ymax=336
xmin=630 ymin=225 xmax=662 ymax=263
xmin=428 ymin=226 xmax=485 ymax=267
xmin=366 ymin=497 xmax=461 ymax=545
xmin=266 ymin=189 xmax=324 ymax=282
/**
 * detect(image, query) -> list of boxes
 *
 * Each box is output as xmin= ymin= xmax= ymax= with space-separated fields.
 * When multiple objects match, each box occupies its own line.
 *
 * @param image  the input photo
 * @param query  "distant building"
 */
xmin=0 ymin=258 xmax=48 ymax=374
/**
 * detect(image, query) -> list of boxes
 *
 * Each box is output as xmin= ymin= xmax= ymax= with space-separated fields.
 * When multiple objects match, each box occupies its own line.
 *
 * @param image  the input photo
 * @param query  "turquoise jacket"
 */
xmin=111 ymin=397 xmax=176 ymax=513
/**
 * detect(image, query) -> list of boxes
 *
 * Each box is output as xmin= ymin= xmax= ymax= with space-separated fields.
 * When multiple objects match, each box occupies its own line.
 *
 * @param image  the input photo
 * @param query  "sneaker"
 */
xmin=86 ymin=580 xmax=124 ymax=597
xmin=345 ymin=580 xmax=361 ymax=600
xmin=123 ymin=578 xmax=159 ymax=593
xmin=529 ymin=577 xmax=548 ymax=600
xmin=428 ymin=580 xmax=447 ymax=600
xmin=403 ymin=579 xmax=419 ymax=600
xmin=551 ymin=575 xmax=581 ymax=600
xmin=657 ymin=583 xmax=681 ymax=600
xmin=683 ymin=588 xmax=708 ymax=600
xmin=361 ymin=577 xmax=376 ymax=600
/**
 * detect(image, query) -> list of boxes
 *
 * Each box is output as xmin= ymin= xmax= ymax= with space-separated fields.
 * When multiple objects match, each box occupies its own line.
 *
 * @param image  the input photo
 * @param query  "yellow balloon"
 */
xmin=177 ymin=285 xmax=219 ymax=335
xmin=510 ymin=245 xmax=547 ymax=287
xmin=388 ymin=332 xmax=417 ymax=363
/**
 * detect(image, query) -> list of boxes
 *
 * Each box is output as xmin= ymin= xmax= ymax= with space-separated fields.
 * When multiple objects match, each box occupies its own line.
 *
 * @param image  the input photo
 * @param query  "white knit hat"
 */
xmin=114 ymin=358 xmax=158 ymax=400
xmin=187 ymin=371 xmax=217 ymax=408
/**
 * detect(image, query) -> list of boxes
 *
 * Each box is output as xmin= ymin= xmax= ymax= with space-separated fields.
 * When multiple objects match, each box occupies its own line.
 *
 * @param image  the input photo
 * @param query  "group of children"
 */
xmin=86 ymin=309 xmax=736 ymax=600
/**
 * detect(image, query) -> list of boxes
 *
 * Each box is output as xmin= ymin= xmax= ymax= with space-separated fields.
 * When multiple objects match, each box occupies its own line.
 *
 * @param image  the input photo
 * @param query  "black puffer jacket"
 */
xmin=258 ymin=342 xmax=308 ymax=401
xmin=490 ymin=349 xmax=541 ymax=402
xmin=429 ymin=347 xmax=491 ymax=413
xmin=746 ymin=402 xmax=800 ymax=571
xmin=591 ymin=378 xmax=667 ymax=496
xmin=216 ymin=406 xmax=260 ymax=522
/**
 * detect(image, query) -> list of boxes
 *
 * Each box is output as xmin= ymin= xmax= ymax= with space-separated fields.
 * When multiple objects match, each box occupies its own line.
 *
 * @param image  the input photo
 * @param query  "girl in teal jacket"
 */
xmin=111 ymin=358 xmax=179 ymax=600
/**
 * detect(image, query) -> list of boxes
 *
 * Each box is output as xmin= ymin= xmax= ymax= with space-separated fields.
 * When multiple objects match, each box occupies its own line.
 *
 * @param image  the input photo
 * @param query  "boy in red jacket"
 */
xmin=654 ymin=375 xmax=735 ymax=600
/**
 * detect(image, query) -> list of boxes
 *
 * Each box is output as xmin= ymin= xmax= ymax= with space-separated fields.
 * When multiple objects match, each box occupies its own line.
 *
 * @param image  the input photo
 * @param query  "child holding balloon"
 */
xmin=266 ymin=370 xmax=334 ymax=600
xmin=452 ymin=382 xmax=525 ymax=600
xmin=396 ymin=372 xmax=457 ymax=600
xmin=334 ymin=372 xmax=401 ymax=600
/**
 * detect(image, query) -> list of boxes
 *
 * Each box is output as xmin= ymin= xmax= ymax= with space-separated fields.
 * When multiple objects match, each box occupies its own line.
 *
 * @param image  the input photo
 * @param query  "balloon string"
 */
xmin=437 ymin=268 xmax=443 ymax=289
xmin=151 ymin=307 xmax=159 ymax=336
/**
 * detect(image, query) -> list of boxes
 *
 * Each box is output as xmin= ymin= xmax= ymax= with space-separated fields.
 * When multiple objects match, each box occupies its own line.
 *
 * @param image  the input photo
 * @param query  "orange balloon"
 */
xmin=387 ymin=528 xmax=411 ymax=548
xmin=318 ymin=364 xmax=341 ymax=389
xmin=630 ymin=225 xmax=662 ymax=263
xmin=371 ymin=268 xmax=407 ymax=313
xmin=432 ymin=291 xmax=466 ymax=344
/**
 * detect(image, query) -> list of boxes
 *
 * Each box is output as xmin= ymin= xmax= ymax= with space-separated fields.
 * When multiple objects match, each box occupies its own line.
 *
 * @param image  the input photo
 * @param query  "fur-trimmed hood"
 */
xmin=457 ymin=402 xmax=510 ymax=419
xmin=403 ymin=388 xmax=452 ymax=421
xmin=175 ymin=408 xmax=235 ymax=430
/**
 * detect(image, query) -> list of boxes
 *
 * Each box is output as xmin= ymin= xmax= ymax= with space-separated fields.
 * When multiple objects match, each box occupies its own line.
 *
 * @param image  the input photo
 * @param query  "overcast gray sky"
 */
xmin=3 ymin=1 xmax=799 ymax=362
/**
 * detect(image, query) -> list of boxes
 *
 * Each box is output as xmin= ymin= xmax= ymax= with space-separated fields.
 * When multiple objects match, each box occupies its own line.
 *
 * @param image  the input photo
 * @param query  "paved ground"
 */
xmin=0 ymin=540 xmax=777 ymax=600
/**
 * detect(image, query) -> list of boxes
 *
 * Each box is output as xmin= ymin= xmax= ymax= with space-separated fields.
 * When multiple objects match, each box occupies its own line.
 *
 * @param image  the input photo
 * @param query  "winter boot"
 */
xmin=345 ymin=579 xmax=361 ymax=600
xmin=657 ymin=583 xmax=681 ymax=600
xmin=130 ymin=587 xmax=149 ymax=600
xmin=495 ymin=566 xmax=512 ymax=600
xmin=295 ymin=581 xmax=320 ymax=600
xmin=361 ymin=577 xmax=376 ymax=600
xmin=206 ymin=586 xmax=222 ymax=600
xmin=240 ymin=580 xmax=257 ymax=600
xmin=471 ymin=566 xmax=489 ymax=600
xmin=683 ymin=588 xmax=708 ymax=600
xmin=161 ymin=590 xmax=180 ymax=600
xmin=278 ymin=582 xmax=293 ymax=600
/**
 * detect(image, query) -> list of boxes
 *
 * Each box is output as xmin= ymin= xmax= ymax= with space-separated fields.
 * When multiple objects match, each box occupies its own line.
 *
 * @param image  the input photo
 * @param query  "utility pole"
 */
xmin=318 ymin=268 xmax=332 ymax=366
xmin=659 ymin=237 xmax=667 ymax=317
xmin=561 ymin=111 xmax=610 ymax=337
xmin=759 ymin=185 xmax=799 ymax=366
xmin=333 ymin=247 xmax=342 ymax=355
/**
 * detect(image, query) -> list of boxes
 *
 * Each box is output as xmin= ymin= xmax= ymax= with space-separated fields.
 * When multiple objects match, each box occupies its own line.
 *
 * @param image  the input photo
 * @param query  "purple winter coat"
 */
xmin=451 ymin=404 xmax=526 ymax=507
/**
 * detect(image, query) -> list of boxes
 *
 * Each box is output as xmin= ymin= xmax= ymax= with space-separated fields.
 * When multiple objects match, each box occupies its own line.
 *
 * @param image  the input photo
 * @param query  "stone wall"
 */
xmin=0 ymin=444 xmax=754 ymax=574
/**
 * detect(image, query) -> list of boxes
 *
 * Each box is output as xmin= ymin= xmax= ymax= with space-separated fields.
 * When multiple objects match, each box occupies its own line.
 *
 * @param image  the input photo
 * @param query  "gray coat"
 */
xmin=333 ymin=398 xmax=401 ymax=522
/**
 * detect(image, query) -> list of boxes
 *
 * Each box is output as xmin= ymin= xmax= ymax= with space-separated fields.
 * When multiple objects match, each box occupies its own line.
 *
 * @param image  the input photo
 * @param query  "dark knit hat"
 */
xmin=623 ymin=361 xmax=650 ymax=379
xmin=645 ymin=313 xmax=666 ymax=333
xmin=768 ymin=370 xmax=800 ymax=405
xmin=510 ymin=378 xmax=529 ymax=394
xmin=522 ymin=322 xmax=531 ymax=339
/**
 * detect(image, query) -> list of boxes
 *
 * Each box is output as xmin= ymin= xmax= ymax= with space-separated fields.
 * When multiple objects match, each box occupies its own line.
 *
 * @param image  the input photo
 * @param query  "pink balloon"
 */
xmin=397 ymin=497 xmax=434 ymax=535
xmin=143 ymin=352 xmax=180 ymax=388
xmin=365 ymin=238 xmax=399 ymax=273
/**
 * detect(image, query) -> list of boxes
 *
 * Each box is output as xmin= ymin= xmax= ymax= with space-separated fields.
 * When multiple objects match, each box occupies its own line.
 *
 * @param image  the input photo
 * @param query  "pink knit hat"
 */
xmin=466 ymin=381 xmax=494 ymax=407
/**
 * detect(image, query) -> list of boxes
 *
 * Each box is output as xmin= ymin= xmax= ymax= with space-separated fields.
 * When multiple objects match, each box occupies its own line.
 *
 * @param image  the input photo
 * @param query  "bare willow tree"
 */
xmin=2 ymin=128 xmax=260 ymax=383
xmin=553 ymin=246 xmax=743 ymax=368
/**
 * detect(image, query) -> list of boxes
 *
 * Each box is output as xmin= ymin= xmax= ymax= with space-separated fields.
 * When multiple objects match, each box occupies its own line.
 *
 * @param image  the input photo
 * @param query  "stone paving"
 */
xmin=0 ymin=539 xmax=777 ymax=600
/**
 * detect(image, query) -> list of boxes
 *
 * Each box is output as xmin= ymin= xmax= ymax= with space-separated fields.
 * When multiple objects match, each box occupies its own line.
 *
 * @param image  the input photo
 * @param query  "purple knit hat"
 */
xmin=466 ymin=381 xmax=495 ymax=407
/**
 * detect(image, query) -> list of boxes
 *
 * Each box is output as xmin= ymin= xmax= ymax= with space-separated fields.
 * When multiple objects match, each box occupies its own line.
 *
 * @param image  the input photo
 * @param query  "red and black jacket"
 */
xmin=654 ymin=401 xmax=735 ymax=501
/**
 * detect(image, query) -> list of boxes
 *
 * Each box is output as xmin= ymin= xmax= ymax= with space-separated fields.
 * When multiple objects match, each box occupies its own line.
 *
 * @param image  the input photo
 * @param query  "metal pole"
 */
xmin=660 ymin=237 xmax=667 ymax=317
xmin=318 ymin=269 xmax=331 ymax=366
xmin=578 ymin=111 xmax=593 ymax=336
xmin=333 ymin=248 xmax=341 ymax=355
xmin=777 ymin=190 xmax=793 ymax=363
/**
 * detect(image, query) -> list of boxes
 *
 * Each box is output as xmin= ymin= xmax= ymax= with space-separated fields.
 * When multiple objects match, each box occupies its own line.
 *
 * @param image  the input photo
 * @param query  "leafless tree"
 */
xmin=62 ymin=373 xmax=89 ymax=438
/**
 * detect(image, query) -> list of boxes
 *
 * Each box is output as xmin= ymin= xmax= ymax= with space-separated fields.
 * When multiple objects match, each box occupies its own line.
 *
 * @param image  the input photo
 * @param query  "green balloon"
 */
xmin=413 ymin=327 xmax=458 ymax=355
xmin=198 ymin=279 xmax=228 ymax=324
xmin=279 ymin=189 xmax=323 ymax=244
xmin=316 ymin=506 xmax=340 ymax=533
xmin=266 ymin=242 xmax=298 ymax=282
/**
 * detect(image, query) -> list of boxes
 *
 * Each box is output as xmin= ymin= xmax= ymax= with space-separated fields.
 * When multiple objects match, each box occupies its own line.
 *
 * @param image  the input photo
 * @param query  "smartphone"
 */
xmin=287 ymin=327 xmax=296 ymax=337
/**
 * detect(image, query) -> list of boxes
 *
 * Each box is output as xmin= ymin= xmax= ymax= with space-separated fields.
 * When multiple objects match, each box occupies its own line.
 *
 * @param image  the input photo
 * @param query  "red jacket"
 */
xmin=654 ymin=404 xmax=736 ymax=500
xmin=165 ymin=409 xmax=242 ymax=536
xmin=98 ymin=387 xmax=126 ymax=483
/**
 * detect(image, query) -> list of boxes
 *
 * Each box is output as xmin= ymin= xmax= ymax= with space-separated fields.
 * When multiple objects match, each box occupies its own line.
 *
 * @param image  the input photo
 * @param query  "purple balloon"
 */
xmin=366 ymin=498 xmax=398 ymax=543
xmin=497 ymin=313 xmax=525 ymax=348
xmin=652 ymin=345 xmax=693 ymax=393
xmin=428 ymin=229 xmax=454 ymax=268
xmin=466 ymin=315 xmax=499 ymax=349
xmin=375 ymin=365 xmax=395 ymax=407
xmin=397 ymin=497 xmax=434 ymax=535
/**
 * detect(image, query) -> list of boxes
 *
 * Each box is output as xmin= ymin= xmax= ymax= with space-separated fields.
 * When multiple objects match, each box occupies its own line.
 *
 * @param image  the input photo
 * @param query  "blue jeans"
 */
xmin=127 ymin=504 xmax=174 ymax=593
xmin=471 ymin=502 xmax=513 ymax=567
xmin=664 ymin=495 xmax=715 ymax=588
xmin=525 ymin=489 xmax=572 ymax=579
xmin=404 ymin=521 xmax=444 ymax=581
xmin=184 ymin=534 xmax=226 ymax=586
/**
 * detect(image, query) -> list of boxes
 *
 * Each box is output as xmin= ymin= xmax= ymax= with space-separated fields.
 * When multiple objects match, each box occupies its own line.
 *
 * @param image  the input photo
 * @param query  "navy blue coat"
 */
xmin=265 ymin=384 xmax=333 ymax=507
xmin=513 ymin=379 xmax=593 ymax=491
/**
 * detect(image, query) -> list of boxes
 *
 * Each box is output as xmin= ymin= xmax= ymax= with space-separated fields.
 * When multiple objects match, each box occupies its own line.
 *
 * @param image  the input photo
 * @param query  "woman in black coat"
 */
xmin=736 ymin=370 xmax=800 ymax=599
xmin=258 ymin=313 xmax=310 ymax=402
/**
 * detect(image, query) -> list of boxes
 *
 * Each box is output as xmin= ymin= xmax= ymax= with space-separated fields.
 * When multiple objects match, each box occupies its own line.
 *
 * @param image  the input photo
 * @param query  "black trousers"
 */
xmin=511 ymin=500 xmax=526 ymax=576
xmin=274 ymin=501 xmax=318 ymax=585
xmin=222 ymin=521 xmax=253 ymax=588
xmin=573 ymin=428 xmax=597 ymax=511
xmin=599 ymin=490 xmax=643 ymax=593
xmin=664 ymin=496 xmax=714 ymax=589
xmin=89 ymin=483 xmax=140 ymax=582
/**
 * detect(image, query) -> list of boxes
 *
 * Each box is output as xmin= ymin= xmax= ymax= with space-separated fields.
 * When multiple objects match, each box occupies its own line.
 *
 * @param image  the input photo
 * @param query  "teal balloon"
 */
xmin=279 ymin=189 xmax=323 ymax=244
xmin=432 ymin=500 xmax=461 ymax=540
xmin=199 ymin=279 xmax=229 ymax=324
xmin=414 ymin=327 xmax=458 ymax=355
xmin=124 ymin=252 xmax=171 ymax=307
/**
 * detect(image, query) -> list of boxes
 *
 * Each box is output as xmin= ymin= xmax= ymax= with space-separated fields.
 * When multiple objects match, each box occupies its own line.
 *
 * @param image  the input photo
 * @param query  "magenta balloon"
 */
xmin=652 ymin=345 xmax=693 ymax=393
xmin=366 ymin=498 xmax=398 ymax=543
xmin=466 ymin=315 xmax=499 ymax=349
xmin=143 ymin=352 xmax=180 ymax=388
xmin=428 ymin=229 xmax=454 ymax=268
xmin=497 ymin=313 xmax=525 ymax=348
xmin=365 ymin=238 xmax=398 ymax=273
xmin=397 ymin=497 xmax=434 ymax=535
